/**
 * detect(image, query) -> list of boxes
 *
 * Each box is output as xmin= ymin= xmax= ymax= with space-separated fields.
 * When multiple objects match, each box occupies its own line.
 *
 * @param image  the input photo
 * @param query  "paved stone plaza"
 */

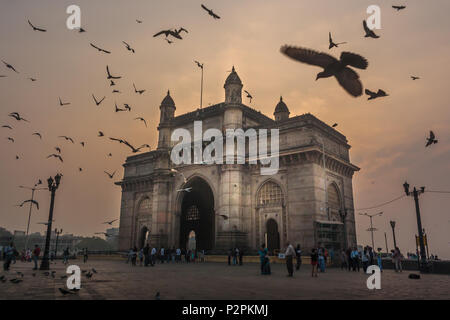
xmin=1 ymin=259 xmax=449 ymax=300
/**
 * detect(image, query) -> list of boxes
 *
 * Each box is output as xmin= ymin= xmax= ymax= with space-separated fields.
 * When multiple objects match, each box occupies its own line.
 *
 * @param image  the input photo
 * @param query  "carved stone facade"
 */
xmin=117 ymin=67 xmax=360 ymax=254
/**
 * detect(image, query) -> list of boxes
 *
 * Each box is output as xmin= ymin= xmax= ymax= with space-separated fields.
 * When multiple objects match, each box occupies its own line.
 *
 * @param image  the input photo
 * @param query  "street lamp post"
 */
xmin=359 ymin=212 xmax=383 ymax=249
xmin=403 ymin=181 xmax=428 ymax=273
xmin=40 ymin=174 xmax=62 ymax=271
xmin=19 ymin=181 xmax=46 ymax=250
xmin=390 ymin=220 xmax=397 ymax=250
xmin=54 ymin=228 xmax=63 ymax=259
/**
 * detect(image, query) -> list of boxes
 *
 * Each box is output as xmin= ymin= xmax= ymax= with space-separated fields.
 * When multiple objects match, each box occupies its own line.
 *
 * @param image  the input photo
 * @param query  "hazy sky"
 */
xmin=1 ymin=0 xmax=449 ymax=258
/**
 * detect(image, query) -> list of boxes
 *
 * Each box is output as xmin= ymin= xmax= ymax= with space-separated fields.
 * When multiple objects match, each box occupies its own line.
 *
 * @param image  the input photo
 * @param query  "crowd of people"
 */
xmin=125 ymin=245 xmax=206 ymax=266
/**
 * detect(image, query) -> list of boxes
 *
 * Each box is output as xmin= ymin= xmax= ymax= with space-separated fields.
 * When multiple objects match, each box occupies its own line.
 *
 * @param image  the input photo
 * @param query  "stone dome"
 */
xmin=224 ymin=66 xmax=242 ymax=87
xmin=160 ymin=90 xmax=175 ymax=108
xmin=274 ymin=96 xmax=289 ymax=114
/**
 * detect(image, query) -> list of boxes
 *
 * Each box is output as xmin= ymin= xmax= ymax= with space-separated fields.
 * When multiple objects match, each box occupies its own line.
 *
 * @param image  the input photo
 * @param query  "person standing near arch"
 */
xmin=285 ymin=241 xmax=295 ymax=277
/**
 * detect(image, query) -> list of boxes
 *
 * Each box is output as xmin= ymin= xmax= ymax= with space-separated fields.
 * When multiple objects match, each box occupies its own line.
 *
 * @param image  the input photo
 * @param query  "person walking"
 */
xmin=311 ymin=248 xmax=318 ymax=277
xmin=151 ymin=247 xmax=157 ymax=265
xmin=176 ymin=247 xmax=181 ymax=263
xmin=340 ymin=249 xmax=348 ymax=270
xmin=258 ymin=244 xmax=270 ymax=275
xmin=362 ymin=247 xmax=369 ymax=273
xmin=392 ymin=247 xmax=403 ymax=272
xmin=32 ymin=244 xmax=40 ymax=270
xmin=318 ymin=247 xmax=326 ymax=273
xmin=63 ymin=247 xmax=70 ymax=264
xmin=295 ymin=244 xmax=302 ymax=270
xmin=138 ymin=248 xmax=144 ymax=266
xmin=83 ymin=248 xmax=89 ymax=263
xmin=285 ymin=242 xmax=295 ymax=277
xmin=227 ymin=248 xmax=232 ymax=266
xmin=143 ymin=243 xmax=150 ymax=266
xmin=131 ymin=246 xmax=137 ymax=266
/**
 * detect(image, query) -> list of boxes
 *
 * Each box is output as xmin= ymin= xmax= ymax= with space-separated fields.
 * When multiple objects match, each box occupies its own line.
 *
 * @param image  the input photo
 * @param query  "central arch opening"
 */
xmin=179 ymin=177 xmax=215 ymax=250
xmin=266 ymin=219 xmax=280 ymax=253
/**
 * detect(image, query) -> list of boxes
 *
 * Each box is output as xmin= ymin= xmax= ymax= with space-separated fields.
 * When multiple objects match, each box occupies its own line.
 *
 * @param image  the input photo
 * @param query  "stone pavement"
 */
xmin=1 ymin=258 xmax=449 ymax=300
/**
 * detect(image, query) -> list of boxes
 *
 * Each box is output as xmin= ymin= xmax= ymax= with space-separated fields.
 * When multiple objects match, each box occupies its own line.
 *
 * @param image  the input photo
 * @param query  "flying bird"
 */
xmin=78 ymin=167 xmax=83 ymax=172
xmin=194 ymin=61 xmax=204 ymax=69
xmin=78 ymin=27 xmax=86 ymax=33
xmin=58 ymin=135 xmax=74 ymax=143
xmin=122 ymin=41 xmax=135 ymax=53
xmin=103 ymin=219 xmax=118 ymax=225
xmin=177 ymin=187 xmax=192 ymax=193
xmin=80 ymin=141 xmax=85 ymax=147
xmin=28 ymin=20 xmax=47 ymax=32
xmin=90 ymin=43 xmax=111 ymax=54
xmin=244 ymin=90 xmax=253 ymax=103
xmin=92 ymin=94 xmax=106 ymax=106
xmin=426 ymin=131 xmax=438 ymax=147
xmin=47 ymin=154 xmax=63 ymax=162
xmin=392 ymin=5 xmax=406 ymax=11
xmin=55 ymin=147 xmax=61 ymax=153
xmin=112 ymin=89 xmax=120 ymax=94
xmin=153 ymin=29 xmax=182 ymax=40
xmin=110 ymin=80 xmax=115 ymax=86
xmin=9 ymin=112 xmax=29 ymax=122
xmin=136 ymin=19 xmax=142 ymax=24
xmin=135 ymin=117 xmax=147 ymax=127
xmin=7 ymin=137 xmax=14 ymax=143
xmin=115 ymin=102 xmax=126 ymax=112
xmin=363 ymin=20 xmax=380 ymax=38
xmin=365 ymin=89 xmax=389 ymax=100
xmin=32 ymin=132 xmax=42 ymax=139
xmin=280 ymin=46 xmax=368 ymax=97
xmin=133 ymin=83 xmax=145 ymax=94
xmin=122 ymin=141 xmax=147 ymax=153
xmin=2 ymin=60 xmax=19 ymax=73
xmin=58 ymin=97 xmax=70 ymax=106
xmin=201 ymin=4 xmax=220 ymax=19
xmin=98 ymin=131 xmax=105 ymax=137
xmin=329 ymin=32 xmax=347 ymax=49
xmin=104 ymin=171 xmax=116 ymax=179
xmin=411 ymin=76 xmax=420 ymax=80
xmin=106 ymin=65 xmax=121 ymax=79
xmin=124 ymin=104 xmax=131 ymax=111
xmin=28 ymin=77 xmax=37 ymax=82
xmin=17 ymin=199 xmax=39 ymax=210
xmin=1 ymin=125 xmax=12 ymax=129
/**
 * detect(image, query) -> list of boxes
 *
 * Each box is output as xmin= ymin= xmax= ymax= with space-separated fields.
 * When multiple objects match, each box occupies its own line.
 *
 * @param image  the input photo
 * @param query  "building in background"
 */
xmin=117 ymin=68 xmax=359 ymax=254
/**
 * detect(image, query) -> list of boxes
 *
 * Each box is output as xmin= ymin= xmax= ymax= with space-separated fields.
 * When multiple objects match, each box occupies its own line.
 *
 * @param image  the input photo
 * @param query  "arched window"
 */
xmin=186 ymin=205 xmax=200 ymax=221
xmin=328 ymin=184 xmax=341 ymax=221
xmin=258 ymin=181 xmax=283 ymax=206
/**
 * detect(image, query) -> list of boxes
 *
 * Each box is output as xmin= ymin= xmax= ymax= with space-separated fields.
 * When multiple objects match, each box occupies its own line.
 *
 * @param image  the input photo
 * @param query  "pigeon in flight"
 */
xmin=90 ymin=43 xmax=111 ymax=54
xmin=201 ymin=4 xmax=220 ymax=19
xmin=58 ymin=136 xmax=74 ymax=143
xmin=244 ymin=90 xmax=253 ymax=103
xmin=136 ymin=19 xmax=143 ymax=24
xmin=78 ymin=27 xmax=86 ymax=33
xmin=1 ymin=125 xmax=12 ymax=129
xmin=426 ymin=131 xmax=438 ymax=147
xmin=55 ymin=147 xmax=62 ymax=154
xmin=7 ymin=137 xmax=14 ymax=143
xmin=124 ymin=104 xmax=132 ymax=111
xmin=133 ymin=83 xmax=145 ymax=95
xmin=17 ymin=199 xmax=39 ymax=210
xmin=106 ymin=66 xmax=121 ymax=79
xmin=92 ymin=94 xmax=106 ymax=106
xmin=194 ymin=61 xmax=204 ymax=69
xmin=122 ymin=41 xmax=135 ymax=53
xmin=177 ymin=187 xmax=192 ymax=193
xmin=28 ymin=77 xmax=37 ymax=82
xmin=135 ymin=117 xmax=147 ymax=127
xmin=47 ymin=154 xmax=63 ymax=162
xmin=9 ymin=112 xmax=29 ymax=122
xmin=365 ymin=89 xmax=389 ymax=100
xmin=411 ymin=76 xmax=420 ymax=80
xmin=80 ymin=142 xmax=85 ymax=147
xmin=153 ymin=29 xmax=182 ymax=40
xmin=32 ymin=132 xmax=42 ymax=139
xmin=98 ymin=131 xmax=105 ymax=137
xmin=59 ymin=97 xmax=70 ymax=106
xmin=103 ymin=218 xmax=118 ymax=225
xmin=2 ymin=60 xmax=19 ymax=73
xmin=363 ymin=20 xmax=380 ymax=38
xmin=104 ymin=171 xmax=116 ymax=179
xmin=28 ymin=20 xmax=47 ymax=32
xmin=112 ymin=89 xmax=120 ymax=94
xmin=115 ymin=103 xmax=126 ymax=112
xmin=392 ymin=5 xmax=406 ymax=11
xmin=329 ymin=32 xmax=347 ymax=49
xmin=280 ymin=46 xmax=368 ymax=97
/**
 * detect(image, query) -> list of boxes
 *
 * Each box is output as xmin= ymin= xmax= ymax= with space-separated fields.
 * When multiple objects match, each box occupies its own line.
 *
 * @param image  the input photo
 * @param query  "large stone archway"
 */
xmin=179 ymin=177 xmax=215 ymax=250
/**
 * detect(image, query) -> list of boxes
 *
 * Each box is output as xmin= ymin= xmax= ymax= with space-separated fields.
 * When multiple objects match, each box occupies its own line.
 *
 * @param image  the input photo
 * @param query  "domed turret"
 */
xmin=159 ymin=90 xmax=176 ymax=123
xmin=274 ymin=96 xmax=290 ymax=121
xmin=224 ymin=66 xmax=243 ymax=104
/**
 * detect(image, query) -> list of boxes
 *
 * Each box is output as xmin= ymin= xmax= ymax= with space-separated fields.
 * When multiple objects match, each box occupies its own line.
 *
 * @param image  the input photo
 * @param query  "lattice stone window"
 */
xmin=258 ymin=182 xmax=283 ymax=206
xmin=186 ymin=205 xmax=200 ymax=221
xmin=139 ymin=198 xmax=152 ymax=213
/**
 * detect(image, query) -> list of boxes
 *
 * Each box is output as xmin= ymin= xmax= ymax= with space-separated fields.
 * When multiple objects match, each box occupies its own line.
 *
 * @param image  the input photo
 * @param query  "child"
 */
xmin=311 ymin=248 xmax=318 ymax=277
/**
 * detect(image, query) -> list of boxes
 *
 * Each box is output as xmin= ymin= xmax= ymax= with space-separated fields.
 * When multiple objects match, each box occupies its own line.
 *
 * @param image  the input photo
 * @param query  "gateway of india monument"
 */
xmin=117 ymin=67 xmax=359 ymax=254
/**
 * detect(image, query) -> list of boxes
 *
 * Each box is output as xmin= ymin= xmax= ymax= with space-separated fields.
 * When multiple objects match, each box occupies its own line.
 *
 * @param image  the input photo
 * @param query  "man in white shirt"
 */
xmin=285 ymin=242 xmax=295 ymax=277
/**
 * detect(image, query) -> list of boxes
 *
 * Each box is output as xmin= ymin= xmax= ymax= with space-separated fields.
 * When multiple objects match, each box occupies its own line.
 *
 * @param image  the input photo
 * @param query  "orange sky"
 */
xmin=1 ymin=0 xmax=449 ymax=258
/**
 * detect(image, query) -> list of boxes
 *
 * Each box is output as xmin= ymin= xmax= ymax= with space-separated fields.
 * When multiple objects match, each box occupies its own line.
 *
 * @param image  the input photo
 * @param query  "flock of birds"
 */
xmin=279 ymin=5 xmax=438 ymax=148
